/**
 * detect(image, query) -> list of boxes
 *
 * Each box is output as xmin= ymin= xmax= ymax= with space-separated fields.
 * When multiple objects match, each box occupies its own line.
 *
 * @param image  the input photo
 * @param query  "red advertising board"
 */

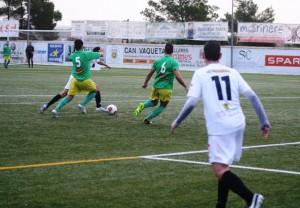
xmin=265 ymin=55 xmax=300 ymax=67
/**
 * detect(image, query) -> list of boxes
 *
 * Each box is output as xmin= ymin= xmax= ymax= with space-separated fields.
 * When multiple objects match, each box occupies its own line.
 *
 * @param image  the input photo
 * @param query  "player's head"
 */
xmin=74 ymin=39 xmax=83 ymax=50
xmin=204 ymin=40 xmax=221 ymax=61
xmin=165 ymin=43 xmax=173 ymax=55
xmin=93 ymin=47 xmax=100 ymax=52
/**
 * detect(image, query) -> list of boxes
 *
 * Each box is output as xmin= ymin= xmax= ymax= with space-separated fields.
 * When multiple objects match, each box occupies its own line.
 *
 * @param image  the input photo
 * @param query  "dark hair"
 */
xmin=74 ymin=39 xmax=83 ymax=50
xmin=93 ymin=47 xmax=100 ymax=52
xmin=165 ymin=43 xmax=173 ymax=54
xmin=204 ymin=40 xmax=221 ymax=61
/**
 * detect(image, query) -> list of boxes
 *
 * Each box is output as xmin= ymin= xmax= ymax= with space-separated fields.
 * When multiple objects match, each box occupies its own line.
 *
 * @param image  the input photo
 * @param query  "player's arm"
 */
xmin=171 ymin=96 xmax=198 ymax=134
xmin=97 ymin=60 xmax=111 ymax=69
xmin=142 ymin=68 xmax=155 ymax=89
xmin=243 ymin=89 xmax=271 ymax=137
xmin=174 ymin=70 xmax=188 ymax=91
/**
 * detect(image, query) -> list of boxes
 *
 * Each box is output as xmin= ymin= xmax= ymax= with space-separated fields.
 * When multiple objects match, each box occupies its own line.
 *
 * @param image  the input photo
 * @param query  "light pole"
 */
xmin=122 ymin=19 xmax=129 ymax=43
xmin=230 ymin=0 xmax=235 ymax=68
xmin=27 ymin=0 xmax=31 ymax=43
xmin=126 ymin=19 xmax=129 ymax=43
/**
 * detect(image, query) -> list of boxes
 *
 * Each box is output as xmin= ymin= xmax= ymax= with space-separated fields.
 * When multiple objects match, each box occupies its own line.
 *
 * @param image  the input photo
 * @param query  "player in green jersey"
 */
xmin=135 ymin=43 xmax=188 ymax=124
xmin=39 ymin=46 xmax=111 ymax=114
xmin=51 ymin=39 xmax=101 ymax=118
xmin=3 ymin=42 xmax=11 ymax=69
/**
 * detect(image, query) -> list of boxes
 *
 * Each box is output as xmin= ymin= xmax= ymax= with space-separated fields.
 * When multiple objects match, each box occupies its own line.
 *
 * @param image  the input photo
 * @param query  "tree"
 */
xmin=30 ymin=0 xmax=62 ymax=30
xmin=220 ymin=0 xmax=275 ymax=32
xmin=0 ymin=0 xmax=62 ymax=40
xmin=0 ymin=0 xmax=21 ymax=20
xmin=140 ymin=0 xmax=219 ymax=22
xmin=29 ymin=0 xmax=62 ymax=40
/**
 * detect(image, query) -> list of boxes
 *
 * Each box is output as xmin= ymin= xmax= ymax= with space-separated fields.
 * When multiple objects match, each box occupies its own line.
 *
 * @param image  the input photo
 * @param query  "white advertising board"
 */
xmin=1 ymin=41 xmax=299 ymax=75
xmin=0 ymin=20 xmax=19 ymax=37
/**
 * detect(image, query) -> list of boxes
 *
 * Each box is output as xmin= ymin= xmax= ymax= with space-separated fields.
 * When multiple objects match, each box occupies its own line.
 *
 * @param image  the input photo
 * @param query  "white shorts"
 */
xmin=208 ymin=127 xmax=245 ymax=165
xmin=64 ymin=75 xmax=74 ymax=90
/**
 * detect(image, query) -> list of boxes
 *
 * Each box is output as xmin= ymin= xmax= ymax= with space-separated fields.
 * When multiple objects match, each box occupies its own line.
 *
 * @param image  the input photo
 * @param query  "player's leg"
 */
xmin=234 ymin=129 xmax=264 ymax=208
xmin=95 ymin=91 xmax=101 ymax=108
xmin=4 ymin=57 xmax=7 ymax=69
xmin=77 ymin=79 xmax=97 ymax=114
xmin=40 ymin=89 xmax=68 ymax=113
xmin=216 ymin=176 xmax=229 ymax=208
xmin=6 ymin=59 xmax=10 ymax=68
xmin=49 ymin=90 xmax=68 ymax=107
xmin=134 ymin=100 xmax=156 ymax=116
xmin=30 ymin=56 xmax=33 ymax=68
xmin=218 ymin=169 xmax=254 ymax=207
xmin=40 ymin=74 xmax=73 ymax=113
xmin=27 ymin=56 xmax=30 ymax=67
xmin=52 ymin=95 xmax=74 ymax=118
xmin=52 ymin=78 xmax=79 ymax=118
xmin=95 ymin=85 xmax=108 ymax=112
xmin=210 ymin=130 xmax=261 ymax=207
xmin=135 ymin=100 xmax=157 ymax=117
xmin=5 ymin=56 xmax=10 ymax=68
xmin=94 ymin=83 xmax=103 ymax=110
xmin=135 ymin=88 xmax=159 ymax=117
xmin=56 ymin=94 xmax=74 ymax=110
xmin=143 ymin=89 xmax=171 ymax=124
xmin=144 ymin=100 xmax=167 ymax=124
xmin=80 ymin=79 xmax=97 ymax=106
xmin=78 ymin=91 xmax=96 ymax=114
xmin=4 ymin=57 xmax=10 ymax=69
xmin=81 ymin=91 xmax=96 ymax=106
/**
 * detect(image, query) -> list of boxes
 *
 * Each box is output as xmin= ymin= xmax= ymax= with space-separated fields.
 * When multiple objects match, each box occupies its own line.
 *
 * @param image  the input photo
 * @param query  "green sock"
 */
xmin=55 ymin=97 xmax=70 ymax=111
xmin=146 ymin=105 xmax=165 ymax=121
xmin=81 ymin=92 xmax=96 ymax=106
xmin=144 ymin=100 xmax=154 ymax=108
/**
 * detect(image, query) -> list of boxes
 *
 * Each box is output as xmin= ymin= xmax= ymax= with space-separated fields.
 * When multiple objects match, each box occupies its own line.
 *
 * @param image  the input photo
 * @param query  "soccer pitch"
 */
xmin=0 ymin=65 xmax=299 ymax=207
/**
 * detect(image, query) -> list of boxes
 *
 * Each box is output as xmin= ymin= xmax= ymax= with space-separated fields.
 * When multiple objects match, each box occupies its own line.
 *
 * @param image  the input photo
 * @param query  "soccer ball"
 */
xmin=106 ymin=104 xmax=117 ymax=115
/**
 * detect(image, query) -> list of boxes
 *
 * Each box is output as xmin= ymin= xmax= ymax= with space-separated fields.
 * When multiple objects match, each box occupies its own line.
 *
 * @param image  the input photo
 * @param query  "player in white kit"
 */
xmin=171 ymin=41 xmax=270 ymax=208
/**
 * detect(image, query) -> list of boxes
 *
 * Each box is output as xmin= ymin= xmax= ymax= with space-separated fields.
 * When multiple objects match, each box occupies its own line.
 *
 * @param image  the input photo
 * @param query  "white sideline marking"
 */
xmin=243 ymin=142 xmax=300 ymax=149
xmin=142 ymin=150 xmax=208 ymax=158
xmin=142 ymin=142 xmax=300 ymax=158
xmin=141 ymin=142 xmax=300 ymax=176
xmin=142 ymin=157 xmax=300 ymax=176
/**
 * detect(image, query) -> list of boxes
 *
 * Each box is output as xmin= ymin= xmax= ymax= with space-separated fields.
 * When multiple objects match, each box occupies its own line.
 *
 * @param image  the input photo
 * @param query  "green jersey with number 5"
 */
xmin=70 ymin=50 xmax=100 ymax=81
xmin=152 ymin=55 xmax=179 ymax=90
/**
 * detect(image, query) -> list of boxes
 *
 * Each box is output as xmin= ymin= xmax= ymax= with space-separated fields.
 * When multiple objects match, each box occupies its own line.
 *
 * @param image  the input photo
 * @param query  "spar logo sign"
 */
xmin=265 ymin=55 xmax=300 ymax=67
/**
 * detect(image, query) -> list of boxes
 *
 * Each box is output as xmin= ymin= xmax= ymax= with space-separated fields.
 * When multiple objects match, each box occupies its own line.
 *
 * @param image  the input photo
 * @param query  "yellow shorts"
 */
xmin=150 ymin=88 xmax=172 ymax=102
xmin=4 ymin=56 xmax=10 ymax=61
xmin=68 ymin=78 xmax=96 ymax=95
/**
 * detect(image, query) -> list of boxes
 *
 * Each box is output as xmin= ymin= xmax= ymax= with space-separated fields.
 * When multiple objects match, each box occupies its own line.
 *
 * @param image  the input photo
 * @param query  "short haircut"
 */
xmin=165 ymin=43 xmax=173 ymax=54
xmin=74 ymin=39 xmax=83 ymax=50
xmin=93 ymin=47 xmax=100 ymax=52
xmin=204 ymin=40 xmax=221 ymax=61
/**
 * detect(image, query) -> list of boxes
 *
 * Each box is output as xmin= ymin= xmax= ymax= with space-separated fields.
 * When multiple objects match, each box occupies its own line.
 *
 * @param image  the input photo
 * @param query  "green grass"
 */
xmin=0 ymin=64 xmax=299 ymax=208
